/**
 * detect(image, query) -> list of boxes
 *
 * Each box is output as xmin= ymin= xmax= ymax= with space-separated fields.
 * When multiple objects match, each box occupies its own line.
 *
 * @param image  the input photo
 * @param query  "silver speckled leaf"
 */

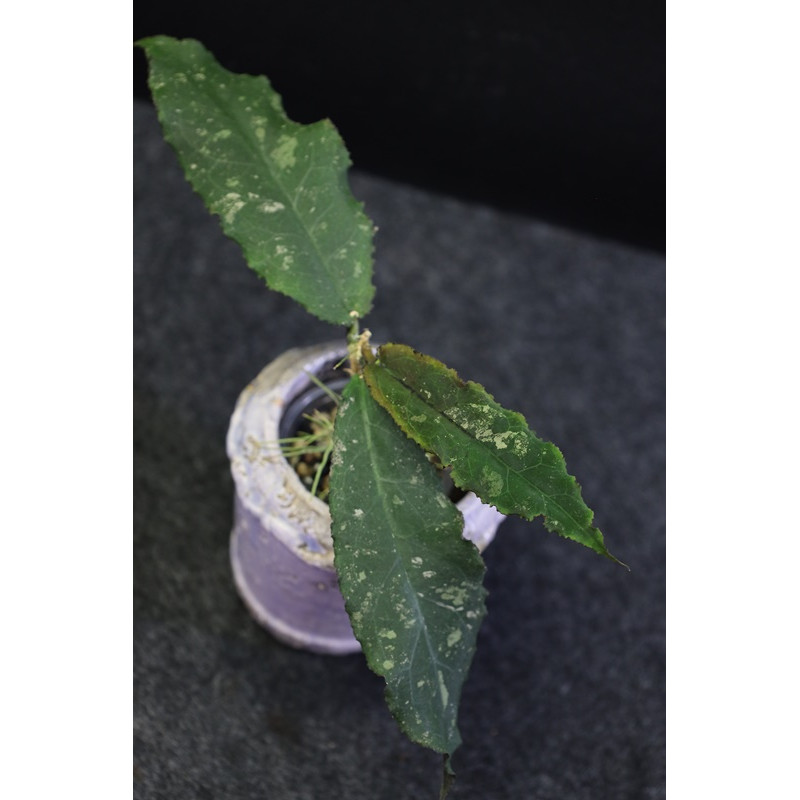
xmin=329 ymin=376 xmax=486 ymax=757
xmin=364 ymin=344 xmax=623 ymax=565
xmin=139 ymin=36 xmax=375 ymax=325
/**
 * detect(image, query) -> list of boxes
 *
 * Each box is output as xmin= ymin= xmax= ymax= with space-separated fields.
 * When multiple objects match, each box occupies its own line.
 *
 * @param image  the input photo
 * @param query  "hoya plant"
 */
xmin=138 ymin=36 xmax=625 ymax=796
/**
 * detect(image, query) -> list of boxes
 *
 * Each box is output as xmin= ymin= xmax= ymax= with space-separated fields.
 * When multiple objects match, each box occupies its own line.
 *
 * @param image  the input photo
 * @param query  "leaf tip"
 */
xmin=609 ymin=552 xmax=631 ymax=571
xmin=588 ymin=528 xmax=628 ymax=570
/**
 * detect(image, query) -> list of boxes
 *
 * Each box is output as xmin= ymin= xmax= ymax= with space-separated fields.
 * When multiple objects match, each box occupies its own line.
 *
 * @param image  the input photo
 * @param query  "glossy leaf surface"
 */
xmin=365 ymin=344 xmax=623 ymax=565
xmin=329 ymin=376 xmax=486 ymax=757
xmin=138 ymin=36 xmax=375 ymax=325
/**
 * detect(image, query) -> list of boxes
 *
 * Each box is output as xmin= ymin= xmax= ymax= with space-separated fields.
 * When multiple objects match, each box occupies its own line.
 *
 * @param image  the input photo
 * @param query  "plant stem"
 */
xmin=439 ymin=755 xmax=455 ymax=800
xmin=347 ymin=313 xmax=373 ymax=375
xmin=347 ymin=313 xmax=361 ymax=374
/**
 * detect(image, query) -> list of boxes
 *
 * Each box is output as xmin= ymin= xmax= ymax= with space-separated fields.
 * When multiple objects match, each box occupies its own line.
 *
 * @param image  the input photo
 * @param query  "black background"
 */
xmin=134 ymin=0 xmax=664 ymax=251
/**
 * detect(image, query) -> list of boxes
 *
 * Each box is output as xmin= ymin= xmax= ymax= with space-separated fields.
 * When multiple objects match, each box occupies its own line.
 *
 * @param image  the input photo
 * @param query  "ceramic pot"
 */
xmin=227 ymin=342 xmax=505 ymax=654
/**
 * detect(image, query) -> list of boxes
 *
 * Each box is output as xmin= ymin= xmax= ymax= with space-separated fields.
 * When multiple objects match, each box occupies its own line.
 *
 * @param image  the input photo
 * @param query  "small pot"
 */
xmin=227 ymin=342 xmax=506 ymax=654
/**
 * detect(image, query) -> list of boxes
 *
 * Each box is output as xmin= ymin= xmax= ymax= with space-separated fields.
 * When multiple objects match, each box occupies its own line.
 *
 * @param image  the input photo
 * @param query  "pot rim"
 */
xmin=227 ymin=342 xmax=345 ymax=567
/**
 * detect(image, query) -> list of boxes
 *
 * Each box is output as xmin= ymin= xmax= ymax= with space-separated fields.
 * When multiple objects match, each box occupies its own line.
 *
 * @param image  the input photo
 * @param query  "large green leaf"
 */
xmin=329 ymin=376 xmax=486 ymax=759
xmin=364 ymin=344 xmax=624 ymax=566
xmin=138 ymin=36 xmax=375 ymax=325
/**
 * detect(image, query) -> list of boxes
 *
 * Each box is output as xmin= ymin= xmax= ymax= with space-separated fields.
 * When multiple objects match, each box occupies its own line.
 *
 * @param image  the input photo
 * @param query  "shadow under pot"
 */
xmin=227 ymin=342 xmax=505 ymax=654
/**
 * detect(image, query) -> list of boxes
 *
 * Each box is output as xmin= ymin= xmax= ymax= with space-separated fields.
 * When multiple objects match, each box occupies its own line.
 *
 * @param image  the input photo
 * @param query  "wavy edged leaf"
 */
xmin=329 ymin=376 xmax=486 ymax=758
xmin=364 ymin=344 xmax=625 ymax=566
xmin=138 ymin=36 xmax=375 ymax=325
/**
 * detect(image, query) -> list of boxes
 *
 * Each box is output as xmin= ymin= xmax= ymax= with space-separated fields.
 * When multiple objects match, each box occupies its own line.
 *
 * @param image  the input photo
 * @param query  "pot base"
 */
xmin=230 ymin=493 xmax=361 ymax=655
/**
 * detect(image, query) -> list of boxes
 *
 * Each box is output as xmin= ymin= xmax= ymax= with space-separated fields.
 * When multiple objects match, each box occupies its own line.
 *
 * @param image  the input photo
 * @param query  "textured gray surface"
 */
xmin=134 ymin=99 xmax=664 ymax=799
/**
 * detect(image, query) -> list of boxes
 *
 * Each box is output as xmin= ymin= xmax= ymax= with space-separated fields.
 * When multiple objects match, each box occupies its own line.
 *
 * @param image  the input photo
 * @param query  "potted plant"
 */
xmin=138 ymin=35 xmax=626 ymax=797
xmin=226 ymin=339 xmax=507 ymax=658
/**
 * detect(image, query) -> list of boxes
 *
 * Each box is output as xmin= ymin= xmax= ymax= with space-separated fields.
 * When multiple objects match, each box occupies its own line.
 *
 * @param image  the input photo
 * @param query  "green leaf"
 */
xmin=137 ymin=36 xmax=375 ymax=325
xmin=329 ymin=376 xmax=487 ymax=758
xmin=364 ymin=344 xmax=625 ymax=566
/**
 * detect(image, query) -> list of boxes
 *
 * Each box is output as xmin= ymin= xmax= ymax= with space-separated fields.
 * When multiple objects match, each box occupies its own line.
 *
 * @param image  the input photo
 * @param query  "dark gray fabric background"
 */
xmin=134 ymin=99 xmax=665 ymax=799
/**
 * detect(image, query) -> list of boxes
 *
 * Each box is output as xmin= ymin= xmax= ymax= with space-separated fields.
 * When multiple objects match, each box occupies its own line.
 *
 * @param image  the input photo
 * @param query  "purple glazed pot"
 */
xmin=227 ymin=342 xmax=506 ymax=655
